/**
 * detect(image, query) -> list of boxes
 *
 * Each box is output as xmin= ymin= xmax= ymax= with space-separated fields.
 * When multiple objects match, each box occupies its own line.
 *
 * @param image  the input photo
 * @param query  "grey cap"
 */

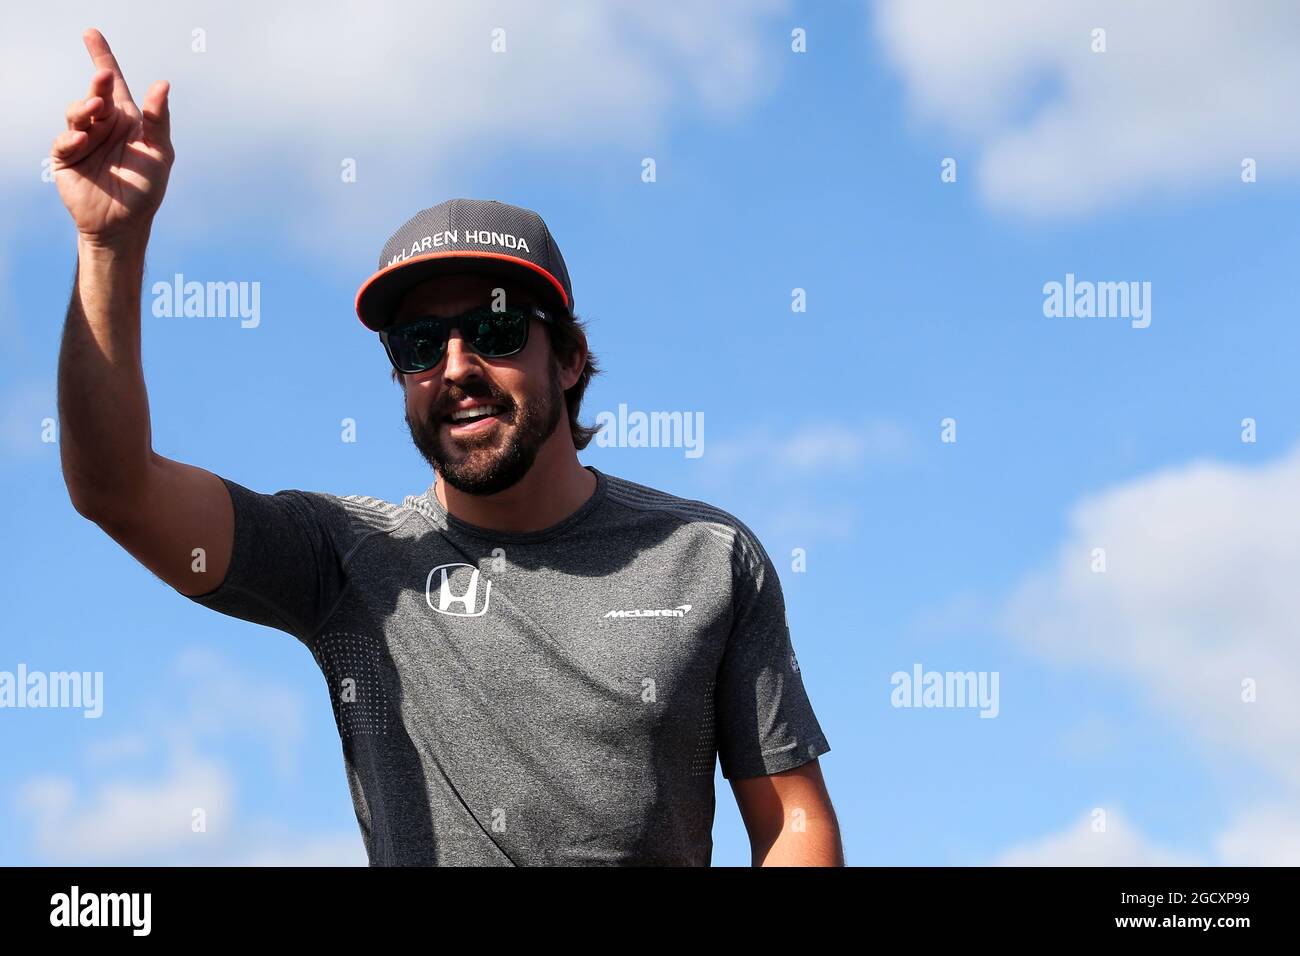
xmin=354 ymin=198 xmax=574 ymax=331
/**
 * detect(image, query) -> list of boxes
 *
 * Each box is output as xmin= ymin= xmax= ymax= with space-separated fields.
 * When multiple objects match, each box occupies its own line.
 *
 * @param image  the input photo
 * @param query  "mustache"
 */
xmin=433 ymin=386 xmax=512 ymax=420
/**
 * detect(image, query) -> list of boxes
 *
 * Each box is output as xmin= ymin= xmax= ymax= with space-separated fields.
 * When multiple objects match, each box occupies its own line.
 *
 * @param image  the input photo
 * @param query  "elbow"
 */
xmin=64 ymin=476 xmax=102 ymax=521
xmin=61 ymin=453 xmax=156 ymax=527
xmin=63 ymin=475 xmax=132 ymax=531
xmin=66 ymin=484 xmax=115 ymax=528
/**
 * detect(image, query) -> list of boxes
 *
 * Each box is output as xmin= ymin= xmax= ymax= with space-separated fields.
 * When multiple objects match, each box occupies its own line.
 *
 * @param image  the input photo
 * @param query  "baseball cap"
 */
xmin=354 ymin=198 xmax=574 ymax=332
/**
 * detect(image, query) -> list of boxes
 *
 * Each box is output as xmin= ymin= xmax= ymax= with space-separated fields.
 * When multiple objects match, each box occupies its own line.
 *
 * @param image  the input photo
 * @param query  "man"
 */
xmin=52 ymin=28 xmax=843 ymax=866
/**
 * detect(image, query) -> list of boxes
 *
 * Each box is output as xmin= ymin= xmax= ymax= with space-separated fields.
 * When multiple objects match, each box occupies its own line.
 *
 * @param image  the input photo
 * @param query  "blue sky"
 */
xmin=3 ymin=1 xmax=1300 ymax=865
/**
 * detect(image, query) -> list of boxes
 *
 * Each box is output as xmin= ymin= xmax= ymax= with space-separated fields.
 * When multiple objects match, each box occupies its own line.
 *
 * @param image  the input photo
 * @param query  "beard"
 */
xmin=405 ymin=358 xmax=565 ymax=496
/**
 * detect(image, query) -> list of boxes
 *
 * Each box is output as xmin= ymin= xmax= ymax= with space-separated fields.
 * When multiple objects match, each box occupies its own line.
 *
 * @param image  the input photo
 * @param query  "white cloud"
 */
xmin=875 ymin=0 xmax=1300 ymax=216
xmin=16 ymin=755 xmax=365 ymax=864
xmin=997 ymin=805 xmax=1300 ymax=866
xmin=1214 ymin=807 xmax=1300 ymax=866
xmin=17 ymin=753 xmax=234 ymax=861
xmin=9 ymin=0 xmax=789 ymax=264
xmin=997 ymin=445 xmax=1300 ymax=864
xmin=705 ymin=418 xmax=913 ymax=480
xmin=169 ymin=646 xmax=307 ymax=778
xmin=995 ymin=809 xmax=1200 ymax=866
xmin=232 ymin=835 xmax=367 ymax=867
xmin=11 ymin=647 xmax=361 ymax=865
xmin=694 ymin=419 xmax=905 ymax=543
xmin=1003 ymin=447 xmax=1300 ymax=789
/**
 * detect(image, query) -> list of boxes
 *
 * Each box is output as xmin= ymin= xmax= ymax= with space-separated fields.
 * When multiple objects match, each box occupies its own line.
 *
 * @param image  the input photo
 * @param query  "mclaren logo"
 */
xmin=603 ymin=604 xmax=692 ymax=619
xmin=426 ymin=563 xmax=491 ymax=617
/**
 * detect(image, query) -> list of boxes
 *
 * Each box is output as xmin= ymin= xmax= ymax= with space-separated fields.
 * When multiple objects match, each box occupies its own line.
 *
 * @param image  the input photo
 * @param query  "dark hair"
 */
xmin=390 ymin=311 xmax=603 ymax=451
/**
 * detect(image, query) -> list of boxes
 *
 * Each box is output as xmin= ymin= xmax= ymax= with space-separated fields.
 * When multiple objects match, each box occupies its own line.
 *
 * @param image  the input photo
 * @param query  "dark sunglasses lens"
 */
xmin=467 ymin=309 xmax=529 ymax=356
xmin=391 ymin=320 xmax=446 ymax=371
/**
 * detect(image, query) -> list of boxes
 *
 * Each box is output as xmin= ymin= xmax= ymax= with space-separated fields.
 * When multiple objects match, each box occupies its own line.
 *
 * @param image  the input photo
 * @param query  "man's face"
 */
xmin=394 ymin=273 xmax=566 ymax=496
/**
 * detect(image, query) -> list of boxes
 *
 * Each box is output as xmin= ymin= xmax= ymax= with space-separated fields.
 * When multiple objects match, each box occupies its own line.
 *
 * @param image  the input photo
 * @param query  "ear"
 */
xmin=556 ymin=328 xmax=588 ymax=391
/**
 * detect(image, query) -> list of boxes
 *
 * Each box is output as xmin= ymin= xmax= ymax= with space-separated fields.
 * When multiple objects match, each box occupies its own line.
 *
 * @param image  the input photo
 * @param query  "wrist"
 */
xmin=77 ymin=228 xmax=151 ymax=262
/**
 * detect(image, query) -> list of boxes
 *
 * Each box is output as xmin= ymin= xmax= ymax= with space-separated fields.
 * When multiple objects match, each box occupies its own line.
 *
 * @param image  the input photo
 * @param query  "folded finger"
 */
xmin=84 ymin=67 xmax=113 ymax=102
xmin=65 ymin=95 xmax=108 ymax=130
xmin=51 ymin=128 xmax=89 ymax=164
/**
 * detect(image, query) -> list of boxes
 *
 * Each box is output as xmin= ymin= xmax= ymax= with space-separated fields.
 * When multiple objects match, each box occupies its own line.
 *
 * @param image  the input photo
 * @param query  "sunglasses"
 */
xmin=380 ymin=304 xmax=553 ymax=374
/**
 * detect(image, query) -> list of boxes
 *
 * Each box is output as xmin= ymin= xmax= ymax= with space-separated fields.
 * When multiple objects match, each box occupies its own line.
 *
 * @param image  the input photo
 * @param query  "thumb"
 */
xmin=141 ymin=80 xmax=171 ymax=149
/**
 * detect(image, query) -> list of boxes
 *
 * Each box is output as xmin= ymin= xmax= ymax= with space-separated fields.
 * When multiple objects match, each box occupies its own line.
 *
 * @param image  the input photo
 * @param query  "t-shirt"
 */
xmin=187 ymin=464 xmax=830 ymax=865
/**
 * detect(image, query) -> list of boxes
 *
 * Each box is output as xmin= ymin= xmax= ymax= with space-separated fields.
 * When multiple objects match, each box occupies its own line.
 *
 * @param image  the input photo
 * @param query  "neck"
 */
xmin=434 ymin=439 xmax=597 ymax=534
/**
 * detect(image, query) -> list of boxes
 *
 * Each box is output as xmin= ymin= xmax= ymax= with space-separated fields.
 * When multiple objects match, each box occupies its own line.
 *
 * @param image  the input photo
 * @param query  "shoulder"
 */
xmin=280 ymin=487 xmax=424 ymax=562
xmin=600 ymin=471 xmax=769 ymax=581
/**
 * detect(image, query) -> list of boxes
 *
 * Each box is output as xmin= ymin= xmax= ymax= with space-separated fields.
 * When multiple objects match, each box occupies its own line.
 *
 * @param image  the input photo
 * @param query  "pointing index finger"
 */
xmin=82 ymin=28 xmax=135 ymax=108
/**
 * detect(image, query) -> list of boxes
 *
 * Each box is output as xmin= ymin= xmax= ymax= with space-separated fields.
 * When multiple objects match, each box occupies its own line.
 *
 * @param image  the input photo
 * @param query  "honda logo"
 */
xmin=425 ymin=563 xmax=492 ymax=617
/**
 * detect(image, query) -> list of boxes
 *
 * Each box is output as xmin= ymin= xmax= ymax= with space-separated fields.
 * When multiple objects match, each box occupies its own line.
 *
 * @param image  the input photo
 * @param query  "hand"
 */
xmin=51 ymin=28 xmax=174 ymax=247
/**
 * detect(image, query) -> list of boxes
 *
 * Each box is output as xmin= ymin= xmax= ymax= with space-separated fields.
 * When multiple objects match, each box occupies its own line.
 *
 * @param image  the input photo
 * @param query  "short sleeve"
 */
xmin=186 ymin=477 xmax=347 ymax=643
xmin=714 ymin=539 xmax=830 ymax=780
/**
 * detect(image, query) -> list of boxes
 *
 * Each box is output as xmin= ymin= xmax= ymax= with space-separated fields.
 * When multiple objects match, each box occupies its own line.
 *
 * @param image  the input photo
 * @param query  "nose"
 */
xmin=441 ymin=327 xmax=480 ymax=382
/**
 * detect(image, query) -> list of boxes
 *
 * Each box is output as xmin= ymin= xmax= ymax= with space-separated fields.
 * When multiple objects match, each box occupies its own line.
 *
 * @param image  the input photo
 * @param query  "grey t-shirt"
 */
xmin=188 ymin=464 xmax=829 ymax=865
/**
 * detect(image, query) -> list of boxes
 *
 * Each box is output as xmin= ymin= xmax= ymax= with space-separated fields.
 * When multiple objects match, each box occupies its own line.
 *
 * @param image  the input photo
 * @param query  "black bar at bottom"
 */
xmin=0 ymin=865 xmax=1281 ymax=940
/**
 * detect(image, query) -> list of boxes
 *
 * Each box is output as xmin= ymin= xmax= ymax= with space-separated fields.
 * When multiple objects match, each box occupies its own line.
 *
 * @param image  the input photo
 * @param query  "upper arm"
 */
xmin=714 ymin=536 xmax=830 ymax=780
xmin=730 ymin=759 xmax=843 ymax=865
xmin=731 ymin=758 xmax=835 ymax=832
xmin=88 ymin=454 xmax=346 ymax=640
xmin=90 ymin=452 xmax=235 ymax=598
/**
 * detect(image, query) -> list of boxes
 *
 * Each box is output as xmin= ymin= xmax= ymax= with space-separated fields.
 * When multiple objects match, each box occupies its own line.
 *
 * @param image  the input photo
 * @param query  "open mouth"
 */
xmin=444 ymin=402 xmax=508 ymax=435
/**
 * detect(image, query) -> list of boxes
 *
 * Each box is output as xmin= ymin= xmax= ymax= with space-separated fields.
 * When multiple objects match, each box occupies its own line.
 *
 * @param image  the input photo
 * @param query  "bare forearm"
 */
xmin=59 ymin=232 xmax=155 ymax=517
xmin=754 ymin=815 xmax=844 ymax=867
xmin=733 ymin=761 xmax=844 ymax=867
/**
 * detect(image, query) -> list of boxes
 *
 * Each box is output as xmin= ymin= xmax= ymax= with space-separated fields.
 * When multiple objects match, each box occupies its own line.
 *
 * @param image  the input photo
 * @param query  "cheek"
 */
xmin=406 ymin=381 xmax=437 ymax=419
xmin=503 ymin=370 xmax=543 ymax=406
xmin=514 ymin=342 xmax=555 ymax=395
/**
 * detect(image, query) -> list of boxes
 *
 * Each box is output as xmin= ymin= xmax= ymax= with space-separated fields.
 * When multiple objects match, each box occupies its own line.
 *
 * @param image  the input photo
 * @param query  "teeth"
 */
xmin=450 ymin=404 xmax=501 ymax=422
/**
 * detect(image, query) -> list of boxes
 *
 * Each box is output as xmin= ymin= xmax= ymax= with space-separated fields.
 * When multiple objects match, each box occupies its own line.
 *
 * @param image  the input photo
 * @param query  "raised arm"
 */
xmin=54 ymin=28 xmax=233 ymax=597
